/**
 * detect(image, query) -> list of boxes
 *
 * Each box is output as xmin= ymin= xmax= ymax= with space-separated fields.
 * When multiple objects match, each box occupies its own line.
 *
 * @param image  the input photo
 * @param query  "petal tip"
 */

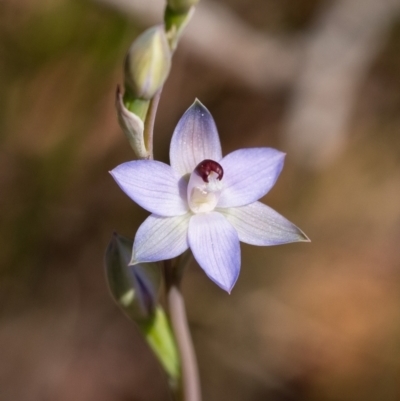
xmin=300 ymin=231 xmax=311 ymax=242
xmin=213 ymin=279 xmax=235 ymax=294
xmin=129 ymin=254 xmax=140 ymax=266
xmin=109 ymin=168 xmax=124 ymax=187
xmin=293 ymin=226 xmax=310 ymax=243
xmin=109 ymin=167 xmax=119 ymax=178
xmin=286 ymin=226 xmax=310 ymax=244
xmin=225 ymin=283 xmax=235 ymax=294
xmin=189 ymin=98 xmax=210 ymax=116
xmin=210 ymin=268 xmax=239 ymax=294
xmin=193 ymin=98 xmax=204 ymax=107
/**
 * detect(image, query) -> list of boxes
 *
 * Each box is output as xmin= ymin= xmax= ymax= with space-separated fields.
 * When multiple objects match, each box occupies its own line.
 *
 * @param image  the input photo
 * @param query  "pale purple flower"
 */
xmin=111 ymin=100 xmax=308 ymax=292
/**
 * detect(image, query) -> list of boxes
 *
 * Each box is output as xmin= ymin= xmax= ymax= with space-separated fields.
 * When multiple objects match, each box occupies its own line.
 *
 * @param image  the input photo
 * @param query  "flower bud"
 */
xmin=105 ymin=232 xmax=161 ymax=319
xmin=115 ymin=86 xmax=149 ymax=159
xmin=164 ymin=5 xmax=195 ymax=50
xmin=124 ymin=26 xmax=171 ymax=100
xmin=104 ymin=233 xmax=180 ymax=383
xmin=167 ymin=0 xmax=199 ymax=13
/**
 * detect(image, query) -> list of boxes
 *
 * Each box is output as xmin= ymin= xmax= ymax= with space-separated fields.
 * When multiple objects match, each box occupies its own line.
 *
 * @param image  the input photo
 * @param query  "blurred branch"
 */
xmin=284 ymin=0 xmax=400 ymax=169
xmin=93 ymin=0 xmax=301 ymax=92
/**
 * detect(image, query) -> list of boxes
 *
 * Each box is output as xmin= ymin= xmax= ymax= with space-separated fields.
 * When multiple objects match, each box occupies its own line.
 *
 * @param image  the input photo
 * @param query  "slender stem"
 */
xmin=143 ymin=88 xmax=162 ymax=159
xmin=165 ymin=261 xmax=202 ymax=401
xmin=169 ymin=287 xmax=202 ymax=401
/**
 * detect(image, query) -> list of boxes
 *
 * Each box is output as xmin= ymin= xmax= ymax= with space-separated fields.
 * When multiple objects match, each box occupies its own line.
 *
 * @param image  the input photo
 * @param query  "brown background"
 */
xmin=1 ymin=0 xmax=400 ymax=400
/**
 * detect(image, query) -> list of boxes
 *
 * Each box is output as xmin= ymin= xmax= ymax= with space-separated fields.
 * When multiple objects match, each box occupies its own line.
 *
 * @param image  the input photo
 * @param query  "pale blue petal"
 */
xmin=218 ymin=202 xmax=309 ymax=246
xmin=217 ymin=148 xmax=285 ymax=208
xmin=110 ymin=160 xmax=188 ymax=216
xmin=170 ymin=99 xmax=222 ymax=177
xmin=132 ymin=214 xmax=191 ymax=263
xmin=188 ymin=212 xmax=240 ymax=293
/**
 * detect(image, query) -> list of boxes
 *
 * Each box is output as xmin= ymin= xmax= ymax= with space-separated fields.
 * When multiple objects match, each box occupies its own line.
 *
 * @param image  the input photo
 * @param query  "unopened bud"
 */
xmin=105 ymin=233 xmax=179 ymax=383
xmin=105 ymin=232 xmax=161 ymax=320
xmin=164 ymin=5 xmax=195 ymax=50
xmin=167 ymin=0 xmax=199 ymax=13
xmin=124 ymin=26 xmax=171 ymax=100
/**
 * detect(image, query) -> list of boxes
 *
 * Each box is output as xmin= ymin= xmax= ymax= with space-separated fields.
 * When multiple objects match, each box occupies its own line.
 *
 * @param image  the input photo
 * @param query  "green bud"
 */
xmin=164 ymin=6 xmax=195 ymax=51
xmin=104 ymin=233 xmax=180 ymax=384
xmin=105 ymin=232 xmax=161 ymax=320
xmin=167 ymin=0 xmax=199 ymax=13
xmin=116 ymin=86 xmax=149 ymax=159
xmin=124 ymin=26 xmax=171 ymax=100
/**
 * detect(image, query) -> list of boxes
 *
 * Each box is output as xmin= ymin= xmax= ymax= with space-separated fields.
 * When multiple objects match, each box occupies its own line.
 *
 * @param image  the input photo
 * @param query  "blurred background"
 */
xmin=1 ymin=0 xmax=400 ymax=400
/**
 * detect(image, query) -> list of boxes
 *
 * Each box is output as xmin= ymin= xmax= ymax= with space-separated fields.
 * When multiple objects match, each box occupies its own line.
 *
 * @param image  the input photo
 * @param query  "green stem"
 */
xmin=165 ymin=261 xmax=202 ymax=401
xmin=143 ymin=88 xmax=162 ymax=159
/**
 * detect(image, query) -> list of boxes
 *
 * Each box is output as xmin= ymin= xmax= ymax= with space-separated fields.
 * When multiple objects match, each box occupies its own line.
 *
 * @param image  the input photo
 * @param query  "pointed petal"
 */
xmin=218 ymin=202 xmax=309 ymax=245
xmin=132 ymin=214 xmax=191 ymax=263
xmin=188 ymin=212 xmax=240 ymax=293
xmin=170 ymin=99 xmax=222 ymax=176
xmin=110 ymin=160 xmax=188 ymax=216
xmin=217 ymin=148 xmax=285 ymax=208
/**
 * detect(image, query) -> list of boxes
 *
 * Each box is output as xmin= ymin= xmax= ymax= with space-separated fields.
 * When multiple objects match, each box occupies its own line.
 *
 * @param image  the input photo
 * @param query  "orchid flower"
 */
xmin=111 ymin=100 xmax=308 ymax=292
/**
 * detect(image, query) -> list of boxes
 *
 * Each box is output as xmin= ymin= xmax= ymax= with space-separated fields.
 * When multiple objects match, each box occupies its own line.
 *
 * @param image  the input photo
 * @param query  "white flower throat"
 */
xmin=187 ymin=159 xmax=224 ymax=214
